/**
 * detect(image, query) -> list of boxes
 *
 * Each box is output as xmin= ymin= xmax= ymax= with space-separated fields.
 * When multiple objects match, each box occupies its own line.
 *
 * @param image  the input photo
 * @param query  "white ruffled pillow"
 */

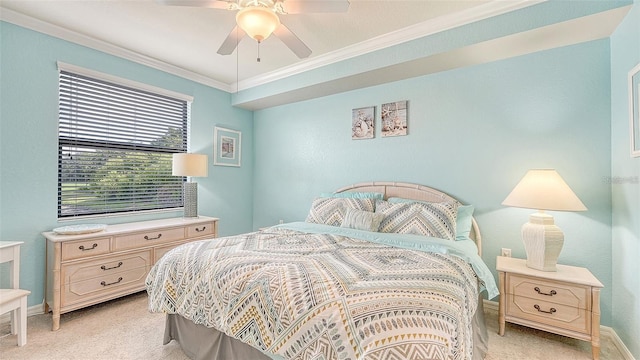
xmin=340 ymin=208 xmax=385 ymax=232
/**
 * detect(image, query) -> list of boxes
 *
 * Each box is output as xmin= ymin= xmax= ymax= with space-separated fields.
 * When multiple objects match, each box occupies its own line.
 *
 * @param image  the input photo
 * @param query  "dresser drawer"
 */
xmin=62 ymin=237 xmax=111 ymax=261
xmin=114 ymin=226 xmax=185 ymax=251
xmin=507 ymin=294 xmax=590 ymax=334
xmin=62 ymin=266 xmax=148 ymax=306
xmin=154 ymin=241 xmax=191 ymax=263
xmin=187 ymin=222 xmax=215 ymax=238
xmin=61 ymin=250 xmax=152 ymax=284
xmin=508 ymin=274 xmax=589 ymax=310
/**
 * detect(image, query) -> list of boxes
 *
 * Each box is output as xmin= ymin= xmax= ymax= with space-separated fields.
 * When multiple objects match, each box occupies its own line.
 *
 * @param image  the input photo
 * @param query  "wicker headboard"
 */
xmin=335 ymin=181 xmax=482 ymax=256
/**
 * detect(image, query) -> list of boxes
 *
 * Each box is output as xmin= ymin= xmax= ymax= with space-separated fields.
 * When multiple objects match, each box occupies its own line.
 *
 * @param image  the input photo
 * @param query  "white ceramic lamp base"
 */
xmin=521 ymin=212 xmax=564 ymax=271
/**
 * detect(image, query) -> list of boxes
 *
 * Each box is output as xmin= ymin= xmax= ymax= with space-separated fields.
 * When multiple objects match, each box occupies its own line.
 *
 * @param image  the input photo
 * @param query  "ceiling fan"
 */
xmin=157 ymin=0 xmax=350 ymax=59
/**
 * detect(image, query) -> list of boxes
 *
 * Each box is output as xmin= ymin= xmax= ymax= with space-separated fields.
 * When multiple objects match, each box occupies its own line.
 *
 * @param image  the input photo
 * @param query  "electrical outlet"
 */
xmin=501 ymin=248 xmax=512 ymax=257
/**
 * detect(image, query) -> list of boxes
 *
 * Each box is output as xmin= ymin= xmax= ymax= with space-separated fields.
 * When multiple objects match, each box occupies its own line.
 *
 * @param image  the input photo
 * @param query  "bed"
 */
xmin=146 ymin=181 xmax=498 ymax=360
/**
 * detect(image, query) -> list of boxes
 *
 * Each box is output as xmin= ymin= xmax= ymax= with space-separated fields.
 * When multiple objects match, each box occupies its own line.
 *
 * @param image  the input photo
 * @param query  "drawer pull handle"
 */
xmin=144 ymin=234 xmax=162 ymax=241
xmin=195 ymin=226 xmax=206 ymax=232
xmin=534 ymin=304 xmax=557 ymax=314
xmin=79 ymin=243 xmax=98 ymax=251
xmin=100 ymin=262 xmax=123 ymax=271
xmin=101 ymin=277 xmax=123 ymax=287
xmin=534 ymin=287 xmax=557 ymax=296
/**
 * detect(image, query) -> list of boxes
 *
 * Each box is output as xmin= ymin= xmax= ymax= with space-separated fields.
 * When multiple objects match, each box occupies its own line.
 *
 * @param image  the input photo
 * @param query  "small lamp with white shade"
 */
xmin=172 ymin=153 xmax=208 ymax=218
xmin=502 ymin=169 xmax=587 ymax=271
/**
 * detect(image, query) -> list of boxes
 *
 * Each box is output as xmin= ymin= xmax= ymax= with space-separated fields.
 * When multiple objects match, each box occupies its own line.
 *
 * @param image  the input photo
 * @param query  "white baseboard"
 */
xmin=483 ymin=300 xmax=635 ymax=360
xmin=600 ymin=326 xmax=637 ymax=360
xmin=483 ymin=298 xmax=499 ymax=312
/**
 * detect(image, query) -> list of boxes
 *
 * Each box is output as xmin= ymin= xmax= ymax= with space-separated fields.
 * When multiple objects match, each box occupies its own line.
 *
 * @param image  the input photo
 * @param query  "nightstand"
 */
xmin=497 ymin=256 xmax=604 ymax=360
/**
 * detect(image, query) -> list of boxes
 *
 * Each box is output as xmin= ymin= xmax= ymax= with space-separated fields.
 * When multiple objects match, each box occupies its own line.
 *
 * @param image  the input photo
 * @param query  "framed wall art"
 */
xmin=352 ymin=106 xmax=375 ymax=139
xmin=213 ymin=126 xmax=242 ymax=167
xmin=629 ymin=62 xmax=640 ymax=157
xmin=381 ymin=100 xmax=408 ymax=137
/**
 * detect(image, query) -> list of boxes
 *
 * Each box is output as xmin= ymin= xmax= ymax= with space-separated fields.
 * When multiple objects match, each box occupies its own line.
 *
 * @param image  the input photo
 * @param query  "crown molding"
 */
xmin=2 ymin=2 xmax=544 ymax=94
xmin=235 ymin=0 xmax=545 ymax=90
xmin=0 ymin=7 xmax=232 ymax=93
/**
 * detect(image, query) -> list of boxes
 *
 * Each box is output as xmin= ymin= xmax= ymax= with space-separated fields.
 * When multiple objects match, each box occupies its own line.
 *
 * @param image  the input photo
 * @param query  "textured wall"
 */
xmin=610 ymin=2 xmax=640 ymax=357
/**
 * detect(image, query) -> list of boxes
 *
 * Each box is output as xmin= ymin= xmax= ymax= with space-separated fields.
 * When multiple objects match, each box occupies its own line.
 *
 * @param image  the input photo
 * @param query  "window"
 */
xmin=57 ymin=63 xmax=192 ymax=219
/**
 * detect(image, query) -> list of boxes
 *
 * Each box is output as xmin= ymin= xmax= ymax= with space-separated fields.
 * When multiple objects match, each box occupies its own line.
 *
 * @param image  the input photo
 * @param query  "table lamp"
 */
xmin=502 ymin=169 xmax=587 ymax=271
xmin=172 ymin=153 xmax=208 ymax=218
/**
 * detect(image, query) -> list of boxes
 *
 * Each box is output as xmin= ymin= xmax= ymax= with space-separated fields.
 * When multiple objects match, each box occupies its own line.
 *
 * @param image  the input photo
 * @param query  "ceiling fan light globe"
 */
xmin=236 ymin=6 xmax=280 ymax=42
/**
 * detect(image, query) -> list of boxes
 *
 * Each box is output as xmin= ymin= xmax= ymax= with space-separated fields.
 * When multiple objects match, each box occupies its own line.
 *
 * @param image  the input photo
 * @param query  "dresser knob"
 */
xmin=534 ymin=287 xmax=557 ymax=296
xmin=195 ymin=226 xmax=206 ymax=232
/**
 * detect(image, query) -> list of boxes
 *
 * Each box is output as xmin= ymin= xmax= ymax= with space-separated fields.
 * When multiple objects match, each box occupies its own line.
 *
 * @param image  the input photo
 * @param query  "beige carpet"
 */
xmin=0 ymin=292 xmax=625 ymax=360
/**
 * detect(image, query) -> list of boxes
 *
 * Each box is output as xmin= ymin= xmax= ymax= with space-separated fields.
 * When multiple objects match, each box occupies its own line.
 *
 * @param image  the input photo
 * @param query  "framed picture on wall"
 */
xmin=381 ymin=100 xmax=408 ymax=137
xmin=629 ymin=63 xmax=640 ymax=157
xmin=351 ymin=106 xmax=375 ymax=139
xmin=214 ymin=126 xmax=242 ymax=167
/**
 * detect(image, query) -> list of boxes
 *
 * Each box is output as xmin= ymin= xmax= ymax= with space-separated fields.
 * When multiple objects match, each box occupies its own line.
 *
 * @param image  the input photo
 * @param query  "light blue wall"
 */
xmin=2 ymin=5 xmax=637 ymax=350
xmin=253 ymin=40 xmax=614 ymax=325
xmin=610 ymin=1 xmax=640 ymax=357
xmin=0 ymin=22 xmax=254 ymax=307
xmin=233 ymin=0 xmax=631 ymax=108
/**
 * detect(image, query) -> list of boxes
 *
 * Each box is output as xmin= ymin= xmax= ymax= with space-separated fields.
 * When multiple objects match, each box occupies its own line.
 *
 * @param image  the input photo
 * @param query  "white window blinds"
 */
xmin=58 ymin=68 xmax=190 ymax=218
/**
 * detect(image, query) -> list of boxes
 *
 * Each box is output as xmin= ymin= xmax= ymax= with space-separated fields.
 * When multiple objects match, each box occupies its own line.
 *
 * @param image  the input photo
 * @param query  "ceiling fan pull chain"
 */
xmin=257 ymin=41 xmax=261 ymax=62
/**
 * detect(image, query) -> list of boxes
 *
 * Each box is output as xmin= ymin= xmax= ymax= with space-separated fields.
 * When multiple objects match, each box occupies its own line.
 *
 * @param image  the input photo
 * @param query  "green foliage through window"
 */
xmin=58 ymin=69 xmax=189 ymax=218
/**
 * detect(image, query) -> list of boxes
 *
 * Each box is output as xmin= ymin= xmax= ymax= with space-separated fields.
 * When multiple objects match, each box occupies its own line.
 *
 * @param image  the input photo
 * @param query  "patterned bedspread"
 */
xmin=146 ymin=227 xmax=480 ymax=360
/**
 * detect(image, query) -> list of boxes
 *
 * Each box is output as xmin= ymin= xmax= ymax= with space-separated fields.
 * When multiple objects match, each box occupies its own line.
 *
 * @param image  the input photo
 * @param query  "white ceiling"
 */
xmin=0 ymin=1 xmax=513 ymax=86
xmin=0 ymin=0 xmax=632 ymax=99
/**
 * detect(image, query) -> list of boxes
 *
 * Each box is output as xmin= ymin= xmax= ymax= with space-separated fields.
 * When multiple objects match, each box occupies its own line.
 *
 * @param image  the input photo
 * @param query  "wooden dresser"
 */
xmin=497 ymin=256 xmax=604 ymax=360
xmin=43 ymin=216 xmax=218 ymax=330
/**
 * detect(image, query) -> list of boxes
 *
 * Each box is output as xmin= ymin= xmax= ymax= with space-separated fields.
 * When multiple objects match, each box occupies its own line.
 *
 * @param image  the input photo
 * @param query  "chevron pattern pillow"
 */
xmin=306 ymin=197 xmax=376 ymax=226
xmin=376 ymin=200 xmax=458 ymax=240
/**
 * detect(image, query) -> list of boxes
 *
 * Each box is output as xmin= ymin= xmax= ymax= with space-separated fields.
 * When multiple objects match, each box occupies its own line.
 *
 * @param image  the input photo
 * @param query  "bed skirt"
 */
xmin=164 ymin=312 xmax=271 ymax=360
xmin=163 ymin=295 xmax=489 ymax=360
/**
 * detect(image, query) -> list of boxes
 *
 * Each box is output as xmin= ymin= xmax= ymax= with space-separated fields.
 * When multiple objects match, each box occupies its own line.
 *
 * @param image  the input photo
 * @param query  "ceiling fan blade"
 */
xmin=273 ymin=24 xmax=312 ymax=59
xmin=278 ymin=0 xmax=350 ymax=14
xmin=155 ymin=0 xmax=236 ymax=9
xmin=217 ymin=25 xmax=246 ymax=55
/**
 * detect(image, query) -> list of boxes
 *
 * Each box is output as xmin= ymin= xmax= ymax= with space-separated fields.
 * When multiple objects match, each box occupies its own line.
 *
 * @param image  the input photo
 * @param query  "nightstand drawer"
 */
xmin=508 ymin=294 xmax=590 ymax=334
xmin=114 ymin=226 xmax=185 ymax=250
xmin=509 ymin=274 xmax=589 ymax=310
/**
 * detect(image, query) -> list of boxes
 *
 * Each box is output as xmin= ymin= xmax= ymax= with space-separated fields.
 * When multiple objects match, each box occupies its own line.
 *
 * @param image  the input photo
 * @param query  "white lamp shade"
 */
xmin=236 ymin=6 xmax=280 ymax=42
xmin=502 ymin=169 xmax=587 ymax=212
xmin=172 ymin=153 xmax=208 ymax=177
